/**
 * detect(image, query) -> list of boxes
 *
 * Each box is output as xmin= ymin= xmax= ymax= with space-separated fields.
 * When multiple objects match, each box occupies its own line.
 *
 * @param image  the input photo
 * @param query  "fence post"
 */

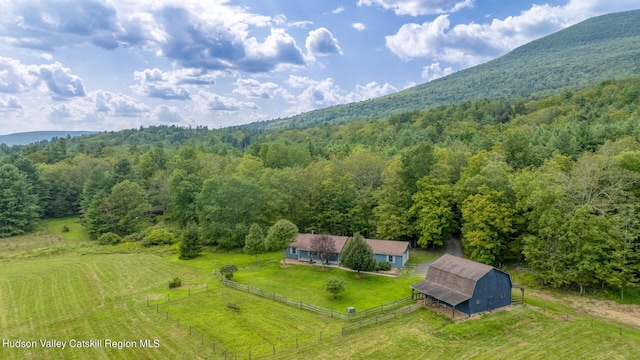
xmin=189 ymin=326 xmax=192 ymax=335
xmin=273 ymin=344 xmax=276 ymax=355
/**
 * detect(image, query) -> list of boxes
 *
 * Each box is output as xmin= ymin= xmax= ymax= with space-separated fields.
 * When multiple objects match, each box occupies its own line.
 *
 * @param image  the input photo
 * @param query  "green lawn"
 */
xmin=171 ymin=249 xmax=424 ymax=310
xmin=3 ymin=231 xmax=640 ymax=359
xmin=42 ymin=216 xmax=91 ymax=242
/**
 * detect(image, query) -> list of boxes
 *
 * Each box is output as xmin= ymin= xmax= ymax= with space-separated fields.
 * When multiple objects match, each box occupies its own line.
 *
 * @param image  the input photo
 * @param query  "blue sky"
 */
xmin=0 ymin=0 xmax=638 ymax=135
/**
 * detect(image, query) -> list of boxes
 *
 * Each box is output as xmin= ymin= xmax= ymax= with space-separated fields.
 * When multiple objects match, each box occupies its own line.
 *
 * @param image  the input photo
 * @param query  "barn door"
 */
xmin=487 ymin=295 xmax=494 ymax=310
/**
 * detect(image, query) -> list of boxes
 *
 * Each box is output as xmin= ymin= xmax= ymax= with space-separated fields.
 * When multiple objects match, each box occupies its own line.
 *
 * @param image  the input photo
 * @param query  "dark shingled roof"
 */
xmin=411 ymin=254 xmax=496 ymax=306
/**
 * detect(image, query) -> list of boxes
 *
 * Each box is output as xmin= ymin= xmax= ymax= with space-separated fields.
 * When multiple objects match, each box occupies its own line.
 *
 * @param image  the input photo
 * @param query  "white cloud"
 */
xmin=352 ymin=23 xmax=366 ymax=31
xmin=0 ymin=96 xmax=22 ymax=112
xmin=332 ymin=6 xmax=345 ymax=14
xmin=0 ymin=0 xmax=305 ymax=73
xmin=422 ymin=63 xmax=454 ymax=81
xmin=350 ymin=82 xmax=398 ymax=101
xmin=0 ymin=57 xmax=85 ymax=99
xmin=233 ymin=78 xmax=293 ymax=100
xmin=305 ymin=28 xmax=343 ymax=56
xmin=357 ymin=0 xmax=474 ymax=16
xmin=385 ymin=1 xmax=640 ymax=67
xmin=91 ymin=90 xmax=150 ymax=116
xmin=286 ymin=75 xmax=397 ymax=115
xmin=0 ymin=57 xmax=35 ymax=93
xmin=153 ymin=104 xmax=186 ymax=123
xmin=132 ymin=68 xmax=191 ymax=100
xmin=194 ymin=91 xmax=259 ymax=113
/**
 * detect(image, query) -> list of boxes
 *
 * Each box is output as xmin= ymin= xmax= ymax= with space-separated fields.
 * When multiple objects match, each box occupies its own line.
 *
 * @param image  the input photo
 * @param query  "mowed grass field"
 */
xmin=1 ymin=219 xmax=640 ymax=359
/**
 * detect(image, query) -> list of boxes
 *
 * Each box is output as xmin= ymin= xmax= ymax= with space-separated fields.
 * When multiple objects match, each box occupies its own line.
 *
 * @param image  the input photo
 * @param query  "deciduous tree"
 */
xmin=325 ymin=277 xmax=345 ymax=299
xmin=310 ymin=234 xmax=336 ymax=268
xmin=265 ymin=219 xmax=298 ymax=264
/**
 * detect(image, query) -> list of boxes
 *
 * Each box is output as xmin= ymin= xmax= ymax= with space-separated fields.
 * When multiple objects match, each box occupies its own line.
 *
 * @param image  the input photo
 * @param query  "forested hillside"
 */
xmin=2 ymin=77 xmax=640 ymax=297
xmin=249 ymin=9 xmax=640 ymax=129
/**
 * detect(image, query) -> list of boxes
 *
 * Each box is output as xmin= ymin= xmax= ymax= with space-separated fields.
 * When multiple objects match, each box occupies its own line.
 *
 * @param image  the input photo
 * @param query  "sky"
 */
xmin=0 ymin=0 xmax=639 ymax=135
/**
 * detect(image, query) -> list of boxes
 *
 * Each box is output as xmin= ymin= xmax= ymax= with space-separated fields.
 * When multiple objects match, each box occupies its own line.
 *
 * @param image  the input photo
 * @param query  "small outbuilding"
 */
xmin=410 ymin=254 xmax=513 ymax=316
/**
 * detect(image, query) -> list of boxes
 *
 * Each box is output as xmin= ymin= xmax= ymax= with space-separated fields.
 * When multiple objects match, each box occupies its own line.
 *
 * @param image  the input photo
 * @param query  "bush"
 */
xmin=326 ymin=276 xmax=345 ymax=299
xmin=97 ymin=232 xmax=122 ymax=245
xmin=168 ymin=277 xmax=182 ymax=288
xmin=61 ymin=225 xmax=70 ymax=233
xmin=220 ymin=264 xmax=238 ymax=280
xmin=123 ymin=232 xmax=144 ymax=242
xmin=142 ymin=228 xmax=177 ymax=247
xmin=376 ymin=261 xmax=392 ymax=271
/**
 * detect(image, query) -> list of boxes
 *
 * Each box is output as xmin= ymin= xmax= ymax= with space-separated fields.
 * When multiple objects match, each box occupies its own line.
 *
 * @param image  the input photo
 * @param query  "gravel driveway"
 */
xmin=410 ymin=237 xmax=462 ymax=276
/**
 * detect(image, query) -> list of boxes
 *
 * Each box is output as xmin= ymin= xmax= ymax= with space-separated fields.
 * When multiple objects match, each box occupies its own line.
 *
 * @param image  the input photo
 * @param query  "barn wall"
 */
xmin=468 ymin=270 xmax=512 ymax=314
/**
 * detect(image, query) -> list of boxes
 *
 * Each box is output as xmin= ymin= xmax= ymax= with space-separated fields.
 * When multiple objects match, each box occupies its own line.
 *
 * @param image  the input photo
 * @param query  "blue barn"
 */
xmin=410 ymin=254 xmax=513 ymax=316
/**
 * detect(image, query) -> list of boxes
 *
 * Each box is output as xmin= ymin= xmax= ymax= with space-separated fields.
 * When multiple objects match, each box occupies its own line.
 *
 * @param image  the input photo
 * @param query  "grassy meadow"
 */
xmin=1 ymin=217 xmax=640 ymax=359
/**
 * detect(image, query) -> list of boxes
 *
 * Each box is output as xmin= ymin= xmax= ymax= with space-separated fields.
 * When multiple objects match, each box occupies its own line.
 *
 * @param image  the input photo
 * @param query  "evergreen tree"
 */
xmin=0 ymin=164 xmax=40 ymax=237
xmin=244 ymin=223 xmax=266 ymax=264
xmin=340 ymin=233 xmax=376 ymax=276
xmin=179 ymin=223 xmax=202 ymax=260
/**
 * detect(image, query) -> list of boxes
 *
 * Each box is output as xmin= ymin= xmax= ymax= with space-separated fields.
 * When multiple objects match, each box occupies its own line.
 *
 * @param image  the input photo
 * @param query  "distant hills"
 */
xmin=0 ymin=131 xmax=96 ymax=146
xmin=248 ymin=9 xmax=640 ymax=130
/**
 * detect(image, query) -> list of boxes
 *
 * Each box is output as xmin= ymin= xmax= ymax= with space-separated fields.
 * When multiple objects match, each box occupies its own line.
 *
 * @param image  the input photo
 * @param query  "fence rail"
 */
xmin=213 ymin=270 xmax=416 ymax=321
xmin=341 ymin=303 xmax=424 ymax=334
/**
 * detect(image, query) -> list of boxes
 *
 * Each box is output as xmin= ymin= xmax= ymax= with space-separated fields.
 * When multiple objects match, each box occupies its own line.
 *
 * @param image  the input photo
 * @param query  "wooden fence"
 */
xmin=341 ymin=302 xmax=424 ymax=334
xmin=213 ymin=270 xmax=416 ymax=322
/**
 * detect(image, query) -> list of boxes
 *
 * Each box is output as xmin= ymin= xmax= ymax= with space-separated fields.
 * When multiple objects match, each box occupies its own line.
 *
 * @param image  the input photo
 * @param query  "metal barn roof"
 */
xmin=411 ymin=254 xmax=497 ymax=306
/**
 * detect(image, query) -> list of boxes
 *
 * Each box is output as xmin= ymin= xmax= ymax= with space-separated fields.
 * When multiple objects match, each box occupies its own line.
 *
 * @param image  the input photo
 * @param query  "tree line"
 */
xmin=2 ymin=77 xmax=640 ymax=297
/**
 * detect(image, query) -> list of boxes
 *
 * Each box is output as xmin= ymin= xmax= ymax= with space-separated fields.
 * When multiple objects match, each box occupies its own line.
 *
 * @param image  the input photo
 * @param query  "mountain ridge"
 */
xmin=246 ymin=9 xmax=640 ymax=130
xmin=0 ymin=131 xmax=97 ymax=146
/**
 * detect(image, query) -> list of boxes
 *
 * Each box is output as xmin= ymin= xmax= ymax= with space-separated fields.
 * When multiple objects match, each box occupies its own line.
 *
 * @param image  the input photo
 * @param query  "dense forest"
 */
xmin=2 ymin=76 xmax=640 ymax=297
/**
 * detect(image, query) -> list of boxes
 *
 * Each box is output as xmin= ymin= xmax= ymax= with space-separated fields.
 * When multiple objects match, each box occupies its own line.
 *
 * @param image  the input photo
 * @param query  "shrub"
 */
xmin=142 ymin=228 xmax=177 ymax=247
xmin=61 ymin=225 xmax=70 ymax=233
xmin=123 ymin=232 xmax=144 ymax=242
xmin=376 ymin=261 xmax=392 ymax=271
xmin=220 ymin=264 xmax=238 ymax=280
xmin=168 ymin=277 xmax=182 ymax=288
xmin=97 ymin=232 xmax=122 ymax=245
xmin=326 ymin=276 xmax=345 ymax=299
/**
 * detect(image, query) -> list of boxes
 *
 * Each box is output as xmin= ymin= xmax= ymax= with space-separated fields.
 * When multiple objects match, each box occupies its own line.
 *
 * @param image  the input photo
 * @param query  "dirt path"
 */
xmin=409 ymin=237 xmax=463 ymax=276
xmin=444 ymin=237 xmax=462 ymax=257
xmin=528 ymin=290 xmax=640 ymax=328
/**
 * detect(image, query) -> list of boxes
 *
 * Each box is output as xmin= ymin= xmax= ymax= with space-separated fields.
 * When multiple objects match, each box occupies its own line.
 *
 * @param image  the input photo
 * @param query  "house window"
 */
xmin=387 ymin=255 xmax=394 ymax=262
xmin=291 ymin=247 xmax=297 ymax=254
xmin=500 ymin=293 xmax=505 ymax=299
xmin=476 ymin=299 xmax=481 ymax=304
